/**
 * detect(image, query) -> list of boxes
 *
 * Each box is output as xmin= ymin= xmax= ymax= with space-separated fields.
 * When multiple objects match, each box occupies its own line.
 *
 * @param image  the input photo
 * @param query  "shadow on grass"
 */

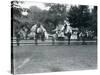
xmin=49 ymin=66 xmax=63 ymax=72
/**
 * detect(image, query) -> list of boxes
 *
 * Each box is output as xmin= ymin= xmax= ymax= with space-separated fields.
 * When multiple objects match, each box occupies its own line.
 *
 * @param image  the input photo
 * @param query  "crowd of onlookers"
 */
xmin=77 ymin=30 xmax=96 ymax=41
xmin=14 ymin=22 xmax=97 ymax=46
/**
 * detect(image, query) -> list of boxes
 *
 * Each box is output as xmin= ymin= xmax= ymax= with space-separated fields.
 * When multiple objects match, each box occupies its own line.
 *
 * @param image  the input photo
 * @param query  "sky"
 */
xmin=20 ymin=1 xmax=50 ymax=10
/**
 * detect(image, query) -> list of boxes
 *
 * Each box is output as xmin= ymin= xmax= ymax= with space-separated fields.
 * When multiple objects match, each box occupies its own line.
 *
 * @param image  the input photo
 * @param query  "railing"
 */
xmin=11 ymin=37 xmax=97 ymax=46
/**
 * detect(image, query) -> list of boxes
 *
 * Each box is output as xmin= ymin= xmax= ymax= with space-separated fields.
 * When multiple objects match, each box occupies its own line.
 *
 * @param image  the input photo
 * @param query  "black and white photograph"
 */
xmin=11 ymin=0 xmax=97 ymax=74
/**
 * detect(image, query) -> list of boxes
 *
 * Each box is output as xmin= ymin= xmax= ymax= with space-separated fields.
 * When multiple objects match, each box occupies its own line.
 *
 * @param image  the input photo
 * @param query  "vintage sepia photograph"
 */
xmin=11 ymin=0 xmax=97 ymax=74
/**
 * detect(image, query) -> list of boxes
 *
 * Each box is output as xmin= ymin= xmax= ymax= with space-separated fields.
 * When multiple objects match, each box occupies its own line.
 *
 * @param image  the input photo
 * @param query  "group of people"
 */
xmin=53 ymin=20 xmax=72 ymax=45
xmin=14 ymin=20 xmax=91 ymax=46
xmin=14 ymin=22 xmax=49 ymax=46
xmin=29 ymin=23 xmax=49 ymax=45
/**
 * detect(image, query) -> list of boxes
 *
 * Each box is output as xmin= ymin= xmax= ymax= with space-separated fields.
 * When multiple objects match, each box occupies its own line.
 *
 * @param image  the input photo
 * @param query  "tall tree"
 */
xmin=11 ymin=1 xmax=25 ymax=37
xmin=67 ymin=5 xmax=91 ymax=31
xmin=11 ymin=1 xmax=23 ymax=18
xmin=45 ymin=3 xmax=67 ymax=28
xmin=89 ymin=6 xmax=97 ymax=36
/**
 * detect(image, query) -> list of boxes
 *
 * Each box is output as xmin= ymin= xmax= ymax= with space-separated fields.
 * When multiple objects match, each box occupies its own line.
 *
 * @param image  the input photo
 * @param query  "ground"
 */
xmin=13 ymin=43 xmax=97 ymax=74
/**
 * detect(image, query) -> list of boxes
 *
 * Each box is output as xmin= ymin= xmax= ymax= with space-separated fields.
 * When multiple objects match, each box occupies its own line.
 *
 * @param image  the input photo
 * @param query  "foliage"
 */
xmin=11 ymin=1 xmax=23 ymax=17
xmin=45 ymin=3 xmax=67 ymax=27
xmin=11 ymin=1 xmax=97 ymax=35
xmin=88 ymin=6 xmax=97 ymax=36
xmin=67 ymin=5 xmax=91 ymax=29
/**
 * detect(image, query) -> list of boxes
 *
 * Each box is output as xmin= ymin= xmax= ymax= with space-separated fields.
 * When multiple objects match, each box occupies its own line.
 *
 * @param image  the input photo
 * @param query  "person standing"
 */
xmin=34 ymin=23 xmax=43 ymax=45
xmin=79 ymin=30 xmax=87 ymax=45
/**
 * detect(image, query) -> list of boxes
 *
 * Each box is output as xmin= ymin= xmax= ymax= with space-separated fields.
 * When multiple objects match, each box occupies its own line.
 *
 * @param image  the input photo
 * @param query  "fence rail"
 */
xmin=11 ymin=39 xmax=97 ymax=46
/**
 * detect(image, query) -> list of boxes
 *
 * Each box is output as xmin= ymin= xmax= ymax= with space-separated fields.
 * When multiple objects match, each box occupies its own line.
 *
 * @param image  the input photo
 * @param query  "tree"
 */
xmin=27 ymin=6 xmax=54 ymax=33
xmin=28 ymin=6 xmax=47 ymax=23
xmin=11 ymin=1 xmax=30 ymax=35
xmin=11 ymin=1 xmax=23 ymax=37
xmin=11 ymin=1 xmax=23 ymax=18
xmin=45 ymin=3 xmax=67 ymax=28
xmin=67 ymin=5 xmax=91 ymax=31
xmin=89 ymin=6 xmax=97 ymax=36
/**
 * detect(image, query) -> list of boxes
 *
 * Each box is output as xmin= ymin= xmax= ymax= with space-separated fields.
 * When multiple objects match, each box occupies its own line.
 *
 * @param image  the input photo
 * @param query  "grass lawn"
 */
xmin=13 ymin=45 xmax=97 ymax=74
